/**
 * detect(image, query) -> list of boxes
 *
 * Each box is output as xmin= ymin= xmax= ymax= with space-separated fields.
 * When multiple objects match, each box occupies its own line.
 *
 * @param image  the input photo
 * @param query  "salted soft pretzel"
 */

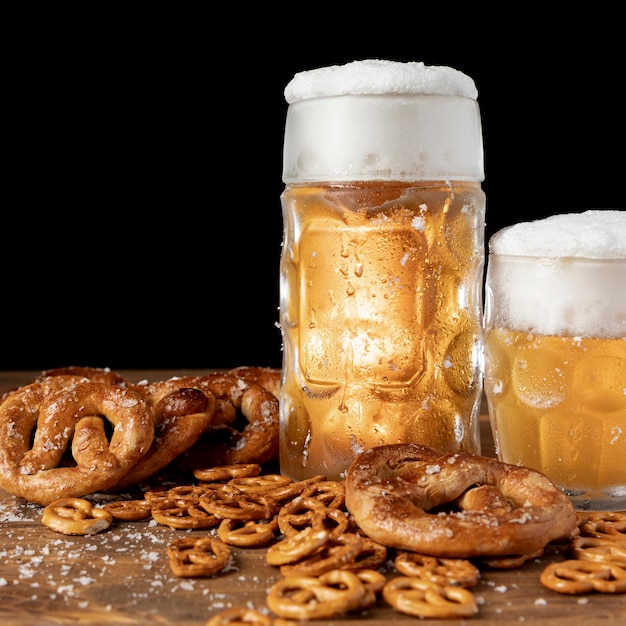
xmin=345 ymin=443 xmax=577 ymax=558
xmin=135 ymin=375 xmax=236 ymax=427
xmin=35 ymin=366 xmax=133 ymax=388
xmin=0 ymin=381 xmax=154 ymax=505
xmin=179 ymin=373 xmax=280 ymax=467
xmin=112 ymin=386 xmax=217 ymax=491
xmin=228 ymin=366 xmax=281 ymax=398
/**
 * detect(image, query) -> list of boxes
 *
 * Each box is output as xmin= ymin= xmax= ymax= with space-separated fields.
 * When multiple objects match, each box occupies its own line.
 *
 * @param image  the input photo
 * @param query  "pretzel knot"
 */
xmin=179 ymin=374 xmax=280 ymax=467
xmin=218 ymin=517 xmax=279 ymax=547
xmin=0 ymin=381 xmax=154 ymax=505
xmin=345 ymin=443 xmax=578 ymax=557
xmin=42 ymin=497 xmax=113 ymax=535
xmin=167 ymin=537 xmax=231 ymax=578
xmin=569 ymin=536 xmax=626 ymax=567
xmin=267 ymin=569 xmax=368 ymax=619
xmin=581 ymin=511 xmax=626 ymax=543
xmin=394 ymin=551 xmax=480 ymax=588
xmin=382 ymin=577 xmax=478 ymax=618
xmin=540 ymin=559 xmax=626 ymax=594
xmin=103 ymin=499 xmax=153 ymax=521
xmin=112 ymin=386 xmax=218 ymax=491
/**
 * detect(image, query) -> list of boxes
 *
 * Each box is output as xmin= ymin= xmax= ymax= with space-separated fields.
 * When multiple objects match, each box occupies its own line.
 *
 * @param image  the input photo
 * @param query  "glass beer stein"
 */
xmin=279 ymin=60 xmax=486 ymax=480
xmin=484 ymin=210 xmax=626 ymax=511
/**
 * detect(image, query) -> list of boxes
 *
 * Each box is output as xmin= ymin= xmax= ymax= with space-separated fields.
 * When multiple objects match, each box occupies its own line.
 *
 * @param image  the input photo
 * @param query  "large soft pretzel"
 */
xmin=228 ymin=366 xmax=281 ymax=398
xmin=112 ymin=386 xmax=218 ymax=491
xmin=345 ymin=443 xmax=577 ymax=558
xmin=179 ymin=374 xmax=280 ymax=467
xmin=0 ymin=381 xmax=154 ymax=505
xmin=35 ymin=366 xmax=133 ymax=388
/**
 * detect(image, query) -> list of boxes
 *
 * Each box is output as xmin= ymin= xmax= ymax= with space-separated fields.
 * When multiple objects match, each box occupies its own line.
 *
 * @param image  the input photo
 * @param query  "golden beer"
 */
xmin=485 ymin=328 xmax=626 ymax=501
xmin=484 ymin=210 xmax=626 ymax=510
xmin=280 ymin=61 xmax=486 ymax=481
xmin=280 ymin=182 xmax=485 ymax=480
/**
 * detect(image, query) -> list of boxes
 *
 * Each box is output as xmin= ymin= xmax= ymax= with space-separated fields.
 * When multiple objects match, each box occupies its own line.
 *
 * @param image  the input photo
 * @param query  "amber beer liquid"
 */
xmin=280 ymin=182 xmax=485 ymax=480
xmin=279 ymin=61 xmax=486 ymax=481
xmin=485 ymin=328 xmax=626 ymax=499
xmin=484 ymin=211 xmax=626 ymax=511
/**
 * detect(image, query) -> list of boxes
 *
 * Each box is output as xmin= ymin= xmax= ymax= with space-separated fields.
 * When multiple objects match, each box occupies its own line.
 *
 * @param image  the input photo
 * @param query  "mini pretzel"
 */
xmin=382 ymin=576 xmax=478 ymax=618
xmin=266 ymin=527 xmax=331 ymax=566
xmin=151 ymin=499 xmax=219 ymax=529
xmin=341 ymin=536 xmax=388 ymax=571
xmin=227 ymin=474 xmax=293 ymax=495
xmin=355 ymin=568 xmax=387 ymax=594
xmin=394 ymin=552 xmax=480 ymax=588
xmin=193 ymin=464 xmax=262 ymax=482
xmin=277 ymin=497 xmax=349 ymax=539
xmin=581 ymin=511 xmax=626 ymax=542
xmin=102 ymin=499 xmax=153 ymax=521
xmin=167 ymin=536 xmax=231 ymax=578
xmin=267 ymin=569 xmax=367 ymax=620
xmin=540 ymin=559 xmax=626 ymax=594
xmin=263 ymin=474 xmax=326 ymax=503
xmin=279 ymin=533 xmax=364 ymax=577
xmin=0 ymin=381 xmax=154 ymax=505
xmin=345 ymin=443 xmax=578 ymax=557
xmin=199 ymin=489 xmax=277 ymax=521
xmin=218 ymin=518 xmax=279 ymax=547
xmin=42 ymin=498 xmax=113 ymax=535
xmin=300 ymin=480 xmax=345 ymax=509
xmin=569 ymin=536 xmax=626 ymax=567
xmin=205 ymin=608 xmax=274 ymax=626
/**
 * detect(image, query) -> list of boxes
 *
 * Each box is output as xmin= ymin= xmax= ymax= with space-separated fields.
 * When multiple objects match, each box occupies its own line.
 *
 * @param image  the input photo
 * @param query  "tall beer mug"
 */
xmin=484 ymin=210 xmax=626 ymax=511
xmin=279 ymin=60 xmax=486 ymax=480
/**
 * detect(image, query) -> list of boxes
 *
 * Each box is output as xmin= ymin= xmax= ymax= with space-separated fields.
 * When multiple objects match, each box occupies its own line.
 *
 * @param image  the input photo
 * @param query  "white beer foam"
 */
xmin=490 ymin=210 xmax=626 ymax=259
xmin=486 ymin=211 xmax=626 ymax=337
xmin=282 ymin=60 xmax=483 ymax=182
xmin=285 ymin=59 xmax=477 ymax=103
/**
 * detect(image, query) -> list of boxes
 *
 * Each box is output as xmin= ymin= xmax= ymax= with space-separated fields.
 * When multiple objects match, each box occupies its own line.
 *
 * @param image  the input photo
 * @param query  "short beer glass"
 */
xmin=484 ymin=210 xmax=626 ymax=511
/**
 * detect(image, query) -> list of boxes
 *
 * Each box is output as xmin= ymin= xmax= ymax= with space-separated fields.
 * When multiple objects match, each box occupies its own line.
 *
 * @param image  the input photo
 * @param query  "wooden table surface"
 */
xmin=0 ymin=370 xmax=624 ymax=625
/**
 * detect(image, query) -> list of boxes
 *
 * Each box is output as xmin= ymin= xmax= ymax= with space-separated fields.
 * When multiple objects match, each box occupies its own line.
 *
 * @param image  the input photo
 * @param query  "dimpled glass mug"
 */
xmin=279 ymin=60 xmax=486 ymax=481
xmin=484 ymin=210 xmax=626 ymax=511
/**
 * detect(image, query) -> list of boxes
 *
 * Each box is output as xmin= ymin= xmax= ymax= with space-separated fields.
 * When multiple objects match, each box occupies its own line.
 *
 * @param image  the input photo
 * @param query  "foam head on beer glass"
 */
xmin=280 ymin=60 xmax=486 ymax=481
xmin=484 ymin=210 xmax=626 ymax=511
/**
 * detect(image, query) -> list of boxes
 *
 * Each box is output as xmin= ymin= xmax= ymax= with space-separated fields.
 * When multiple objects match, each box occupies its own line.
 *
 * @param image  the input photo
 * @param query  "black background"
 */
xmin=4 ymin=9 xmax=623 ymax=372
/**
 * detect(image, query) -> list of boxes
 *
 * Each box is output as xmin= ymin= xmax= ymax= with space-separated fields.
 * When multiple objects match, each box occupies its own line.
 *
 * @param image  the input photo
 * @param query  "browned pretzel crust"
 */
xmin=112 ymin=386 xmax=218 ymax=491
xmin=345 ymin=443 xmax=577 ymax=558
xmin=0 ymin=381 xmax=154 ymax=505
xmin=179 ymin=374 xmax=280 ymax=467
